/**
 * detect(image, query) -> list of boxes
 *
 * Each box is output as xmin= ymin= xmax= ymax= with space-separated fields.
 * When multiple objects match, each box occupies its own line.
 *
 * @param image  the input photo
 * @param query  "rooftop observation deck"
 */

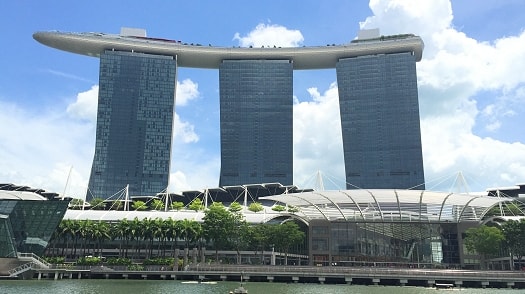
xmin=33 ymin=31 xmax=424 ymax=69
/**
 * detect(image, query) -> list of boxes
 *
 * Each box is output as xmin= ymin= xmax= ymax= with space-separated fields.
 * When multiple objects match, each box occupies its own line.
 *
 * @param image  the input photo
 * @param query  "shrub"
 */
xmin=76 ymin=256 xmax=102 ymax=266
xmin=143 ymin=257 xmax=174 ymax=265
xmin=106 ymin=257 xmax=132 ymax=265
xmin=127 ymin=264 xmax=145 ymax=271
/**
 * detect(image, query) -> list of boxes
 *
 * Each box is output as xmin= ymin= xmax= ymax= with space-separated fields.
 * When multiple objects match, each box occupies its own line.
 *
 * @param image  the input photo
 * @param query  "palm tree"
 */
xmin=77 ymin=219 xmax=94 ymax=257
xmin=114 ymin=219 xmax=131 ymax=258
xmin=150 ymin=218 xmax=165 ymax=257
xmin=91 ymin=221 xmax=110 ymax=257
xmin=128 ymin=217 xmax=143 ymax=260
xmin=179 ymin=219 xmax=201 ymax=266
xmin=58 ymin=219 xmax=75 ymax=258
xmin=163 ymin=218 xmax=177 ymax=258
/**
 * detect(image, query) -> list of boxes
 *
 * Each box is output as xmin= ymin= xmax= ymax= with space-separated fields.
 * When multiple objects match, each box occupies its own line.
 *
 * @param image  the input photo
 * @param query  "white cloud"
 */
xmin=173 ymin=113 xmax=199 ymax=143
xmin=233 ymin=23 xmax=304 ymax=48
xmin=176 ymin=79 xmax=199 ymax=106
xmin=168 ymin=157 xmax=221 ymax=194
xmin=0 ymin=100 xmax=93 ymax=199
xmin=66 ymin=85 xmax=98 ymax=122
xmin=293 ymin=83 xmax=346 ymax=189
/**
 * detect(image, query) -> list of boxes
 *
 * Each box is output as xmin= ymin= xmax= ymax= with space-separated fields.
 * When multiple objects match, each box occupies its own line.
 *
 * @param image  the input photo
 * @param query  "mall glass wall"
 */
xmin=309 ymin=220 xmax=461 ymax=267
xmin=0 ymin=200 xmax=68 ymax=257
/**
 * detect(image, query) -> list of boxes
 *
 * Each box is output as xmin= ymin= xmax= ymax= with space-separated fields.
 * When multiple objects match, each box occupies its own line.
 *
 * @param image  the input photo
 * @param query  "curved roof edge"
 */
xmin=261 ymin=189 xmax=513 ymax=223
xmin=63 ymin=208 xmax=288 ymax=224
xmin=33 ymin=31 xmax=424 ymax=69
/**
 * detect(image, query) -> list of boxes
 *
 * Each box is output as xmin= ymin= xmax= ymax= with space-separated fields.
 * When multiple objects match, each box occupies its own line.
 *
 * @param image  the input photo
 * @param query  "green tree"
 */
xmin=108 ymin=200 xmax=124 ymax=211
xmin=501 ymin=219 xmax=525 ymax=270
xmin=485 ymin=201 xmax=524 ymax=218
xmin=90 ymin=198 xmax=105 ymax=210
xmin=248 ymin=202 xmax=264 ymax=213
xmin=202 ymin=202 xmax=236 ymax=263
xmin=57 ymin=219 xmax=75 ymax=258
xmin=132 ymin=200 xmax=148 ymax=211
xmin=188 ymin=198 xmax=204 ymax=211
xmin=178 ymin=219 xmax=201 ymax=266
xmin=229 ymin=201 xmax=243 ymax=213
xmin=128 ymin=217 xmax=144 ymax=259
xmin=151 ymin=199 xmax=165 ymax=211
xmin=170 ymin=201 xmax=184 ymax=211
xmin=287 ymin=205 xmax=299 ymax=214
xmin=69 ymin=198 xmax=85 ymax=210
xmin=163 ymin=218 xmax=178 ymax=257
xmin=229 ymin=202 xmax=249 ymax=264
xmin=247 ymin=224 xmax=271 ymax=263
xmin=115 ymin=219 xmax=131 ymax=258
xmin=269 ymin=222 xmax=305 ymax=265
xmin=91 ymin=221 xmax=110 ymax=256
xmin=465 ymin=225 xmax=504 ymax=269
xmin=272 ymin=205 xmax=286 ymax=212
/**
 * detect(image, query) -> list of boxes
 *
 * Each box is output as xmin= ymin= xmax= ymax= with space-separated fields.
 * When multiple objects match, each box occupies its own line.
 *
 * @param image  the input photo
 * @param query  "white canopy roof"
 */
xmin=0 ymin=190 xmax=47 ymax=201
xmin=261 ymin=189 xmax=512 ymax=223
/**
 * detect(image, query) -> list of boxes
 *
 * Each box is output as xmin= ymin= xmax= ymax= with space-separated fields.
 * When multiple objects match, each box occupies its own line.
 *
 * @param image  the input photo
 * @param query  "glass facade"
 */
xmin=336 ymin=52 xmax=425 ymax=190
xmin=87 ymin=51 xmax=177 ymax=200
xmin=310 ymin=220 xmax=461 ymax=266
xmin=0 ymin=199 xmax=69 ymax=257
xmin=219 ymin=60 xmax=293 ymax=186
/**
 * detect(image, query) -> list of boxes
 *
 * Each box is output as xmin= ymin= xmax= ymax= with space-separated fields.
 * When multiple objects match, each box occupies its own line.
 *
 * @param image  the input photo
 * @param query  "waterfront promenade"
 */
xmin=32 ymin=265 xmax=525 ymax=289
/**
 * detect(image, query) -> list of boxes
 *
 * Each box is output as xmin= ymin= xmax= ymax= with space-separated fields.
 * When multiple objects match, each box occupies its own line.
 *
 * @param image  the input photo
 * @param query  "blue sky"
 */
xmin=1 ymin=0 xmax=524 ymax=198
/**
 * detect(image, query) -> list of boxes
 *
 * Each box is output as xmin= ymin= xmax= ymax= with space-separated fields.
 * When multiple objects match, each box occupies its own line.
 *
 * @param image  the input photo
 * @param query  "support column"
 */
xmin=192 ymin=248 xmax=198 ymax=264
xmin=201 ymin=247 xmax=206 ymax=263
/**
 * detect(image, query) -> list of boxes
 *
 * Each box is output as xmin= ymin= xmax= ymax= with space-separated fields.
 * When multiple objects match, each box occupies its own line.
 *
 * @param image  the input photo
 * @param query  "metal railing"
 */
xmin=185 ymin=264 xmax=525 ymax=279
xmin=8 ymin=262 xmax=33 ymax=277
xmin=17 ymin=252 xmax=50 ymax=269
